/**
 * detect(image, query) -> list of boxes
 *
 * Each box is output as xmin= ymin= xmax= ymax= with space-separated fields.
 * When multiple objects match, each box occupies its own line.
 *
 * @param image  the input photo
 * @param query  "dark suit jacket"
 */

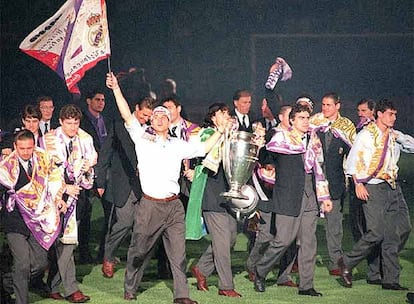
xmin=39 ymin=118 xmax=59 ymax=136
xmin=233 ymin=112 xmax=255 ymax=133
xmin=262 ymin=150 xmax=317 ymax=217
xmin=0 ymin=163 xmax=31 ymax=236
xmin=80 ymin=111 xmax=110 ymax=152
xmin=94 ymin=117 xmax=141 ymax=207
xmin=317 ymin=132 xmax=350 ymax=200
xmin=201 ymin=165 xmax=229 ymax=213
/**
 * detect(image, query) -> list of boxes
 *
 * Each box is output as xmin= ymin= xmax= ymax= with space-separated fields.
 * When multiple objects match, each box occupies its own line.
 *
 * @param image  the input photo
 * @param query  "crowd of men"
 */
xmin=0 ymin=71 xmax=413 ymax=304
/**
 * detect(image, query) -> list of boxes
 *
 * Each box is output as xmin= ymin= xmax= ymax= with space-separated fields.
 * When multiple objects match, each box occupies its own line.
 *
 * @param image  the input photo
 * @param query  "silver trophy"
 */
xmin=220 ymin=130 xmax=261 ymax=200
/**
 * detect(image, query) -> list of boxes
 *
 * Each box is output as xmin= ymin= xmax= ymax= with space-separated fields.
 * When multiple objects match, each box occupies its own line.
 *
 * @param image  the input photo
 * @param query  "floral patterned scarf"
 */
xmin=0 ymin=148 xmax=63 ymax=249
xmin=266 ymin=128 xmax=330 ymax=202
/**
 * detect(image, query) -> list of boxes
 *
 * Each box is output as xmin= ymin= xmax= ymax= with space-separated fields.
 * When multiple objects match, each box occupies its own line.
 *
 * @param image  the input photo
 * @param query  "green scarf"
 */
xmin=185 ymin=128 xmax=217 ymax=240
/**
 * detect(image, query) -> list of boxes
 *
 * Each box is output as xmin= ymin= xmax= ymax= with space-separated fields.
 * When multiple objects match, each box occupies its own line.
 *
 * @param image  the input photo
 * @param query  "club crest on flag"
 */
xmin=87 ymin=13 xmax=105 ymax=47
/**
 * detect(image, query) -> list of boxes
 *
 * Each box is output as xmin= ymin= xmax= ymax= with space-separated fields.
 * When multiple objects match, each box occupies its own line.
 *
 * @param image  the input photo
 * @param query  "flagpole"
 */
xmin=107 ymin=56 xmax=112 ymax=73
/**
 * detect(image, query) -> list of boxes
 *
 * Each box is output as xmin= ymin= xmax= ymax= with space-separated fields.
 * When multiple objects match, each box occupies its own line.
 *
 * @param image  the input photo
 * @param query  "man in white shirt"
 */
xmin=339 ymin=99 xmax=414 ymax=290
xmin=106 ymin=72 xmax=229 ymax=304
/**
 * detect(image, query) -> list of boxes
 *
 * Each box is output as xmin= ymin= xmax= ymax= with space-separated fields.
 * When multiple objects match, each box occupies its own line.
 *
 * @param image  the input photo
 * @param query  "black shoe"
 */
xmin=253 ymin=269 xmax=266 ymax=292
xmin=367 ymin=279 xmax=382 ymax=285
xmin=338 ymin=257 xmax=352 ymax=288
xmin=29 ymin=279 xmax=50 ymax=298
xmin=298 ymin=288 xmax=323 ymax=297
xmin=382 ymin=283 xmax=409 ymax=291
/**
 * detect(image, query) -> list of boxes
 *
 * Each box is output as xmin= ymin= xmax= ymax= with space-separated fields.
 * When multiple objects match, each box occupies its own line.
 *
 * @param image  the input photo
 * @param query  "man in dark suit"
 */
xmin=79 ymin=89 xmax=110 ymax=263
xmin=258 ymin=98 xmax=278 ymax=132
xmin=80 ymin=89 xmax=111 ymax=259
xmin=0 ymin=130 xmax=62 ymax=304
xmin=253 ymin=104 xmax=333 ymax=297
xmin=232 ymin=89 xmax=258 ymax=253
xmin=312 ymin=92 xmax=355 ymax=276
xmin=96 ymin=96 xmax=153 ymax=278
xmin=232 ymin=89 xmax=254 ymax=132
xmin=37 ymin=96 xmax=58 ymax=135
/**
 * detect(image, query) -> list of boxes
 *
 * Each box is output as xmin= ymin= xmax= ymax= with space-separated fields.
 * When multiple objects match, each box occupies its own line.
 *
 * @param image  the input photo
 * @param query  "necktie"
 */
xmin=266 ymin=120 xmax=272 ymax=131
xmin=44 ymin=122 xmax=49 ymax=133
xmin=27 ymin=159 xmax=33 ymax=176
xmin=67 ymin=140 xmax=73 ymax=159
xmin=170 ymin=126 xmax=177 ymax=138
xmin=242 ymin=115 xmax=248 ymax=129
xmin=325 ymin=129 xmax=333 ymax=149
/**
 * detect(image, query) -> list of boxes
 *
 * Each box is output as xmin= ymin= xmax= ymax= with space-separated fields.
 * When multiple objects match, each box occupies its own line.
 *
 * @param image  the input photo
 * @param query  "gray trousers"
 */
xmin=48 ymin=241 xmax=79 ymax=297
xmin=196 ymin=211 xmax=238 ymax=290
xmin=344 ymin=183 xmax=410 ymax=285
xmin=246 ymin=211 xmax=295 ymax=284
xmin=324 ymin=198 xmax=343 ymax=270
xmin=104 ymin=191 xmax=138 ymax=263
xmin=124 ymin=197 xmax=189 ymax=299
xmin=256 ymin=179 xmax=319 ymax=291
xmin=6 ymin=232 xmax=48 ymax=304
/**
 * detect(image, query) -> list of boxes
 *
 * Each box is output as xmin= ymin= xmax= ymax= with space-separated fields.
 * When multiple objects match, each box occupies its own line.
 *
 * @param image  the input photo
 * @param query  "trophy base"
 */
xmin=220 ymin=190 xmax=249 ymax=200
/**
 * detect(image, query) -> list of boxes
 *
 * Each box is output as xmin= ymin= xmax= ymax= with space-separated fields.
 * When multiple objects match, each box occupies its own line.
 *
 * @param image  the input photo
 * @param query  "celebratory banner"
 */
xmin=19 ymin=0 xmax=110 ymax=94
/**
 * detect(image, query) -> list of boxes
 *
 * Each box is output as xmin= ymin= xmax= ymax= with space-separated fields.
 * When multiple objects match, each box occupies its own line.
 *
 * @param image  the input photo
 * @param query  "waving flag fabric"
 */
xmin=19 ymin=0 xmax=110 ymax=94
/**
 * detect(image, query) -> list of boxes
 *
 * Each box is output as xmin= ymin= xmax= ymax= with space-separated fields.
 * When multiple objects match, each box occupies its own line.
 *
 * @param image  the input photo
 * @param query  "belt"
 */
xmin=142 ymin=193 xmax=180 ymax=202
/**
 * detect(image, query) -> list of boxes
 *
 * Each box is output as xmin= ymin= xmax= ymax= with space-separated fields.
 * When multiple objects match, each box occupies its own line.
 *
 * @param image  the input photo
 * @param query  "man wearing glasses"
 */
xmin=37 ymin=96 xmax=57 ymax=135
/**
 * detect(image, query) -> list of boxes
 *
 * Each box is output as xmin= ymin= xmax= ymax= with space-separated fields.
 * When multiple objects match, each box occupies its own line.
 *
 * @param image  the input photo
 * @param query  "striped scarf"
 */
xmin=0 ymin=148 xmax=63 ymax=249
xmin=266 ymin=128 xmax=330 ymax=202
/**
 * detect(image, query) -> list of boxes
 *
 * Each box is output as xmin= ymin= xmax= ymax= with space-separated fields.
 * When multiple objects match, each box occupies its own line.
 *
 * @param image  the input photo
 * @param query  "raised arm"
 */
xmin=106 ymin=72 xmax=134 ymax=125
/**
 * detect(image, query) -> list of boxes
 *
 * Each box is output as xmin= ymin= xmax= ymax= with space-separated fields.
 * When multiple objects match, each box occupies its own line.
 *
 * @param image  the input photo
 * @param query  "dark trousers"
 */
xmin=349 ymin=182 xmax=367 ymax=242
xmin=6 ymin=232 xmax=48 ymax=304
xmin=124 ymin=197 xmax=189 ymax=299
xmin=77 ymin=191 xmax=92 ymax=259
xmin=324 ymin=197 xmax=344 ymax=270
xmin=97 ymin=197 xmax=115 ymax=261
xmin=246 ymin=211 xmax=296 ymax=284
xmin=196 ymin=211 xmax=238 ymax=290
xmin=349 ymin=181 xmax=383 ymax=280
xmin=47 ymin=240 xmax=78 ymax=297
xmin=344 ymin=183 xmax=410 ymax=284
xmin=256 ymin=176 xmax=319 ymax=291
xmin=104 ymin=191 xmax=138 ymax=262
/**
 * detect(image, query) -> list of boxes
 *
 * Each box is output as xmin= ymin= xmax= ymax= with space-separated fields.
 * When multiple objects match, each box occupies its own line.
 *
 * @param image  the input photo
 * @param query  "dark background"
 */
xmin=1 ymin=0 xmax=413 ymax=133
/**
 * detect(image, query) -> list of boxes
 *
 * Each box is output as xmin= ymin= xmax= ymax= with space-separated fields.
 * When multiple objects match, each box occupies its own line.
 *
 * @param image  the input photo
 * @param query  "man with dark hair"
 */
xmin=79 ymin=89 xmax=109 ymax=263
xmin=247 ymin=104 xmax=298 ymax=287
xmin=97 ymin=96 xmax=153 ymax=278
xmin=356 ymin=98 xmax=375 ymax=131
xmin=0 ymin=130 xmax=65 ymax=304
xmin=44 ymin=104 xmax=97 ymax=302
xmin=339 ymin=99 xmax=414 ymax=290
xmin=310 ymin=92 xmax=356 ymax=276
xmin=349 ymin=98 xmax=380 ymax=284
xmin=1 ymin=105 xmax=44 ymax=154
xmin=254 ymin=104 xmax=333 ymax=297
xmin=37 ymin=96 xmax=57 ymax=135
xmin=233 ymin=89 xmax=254 ymax=132
xmin=353 ymin=98 xmax=376 ymax=237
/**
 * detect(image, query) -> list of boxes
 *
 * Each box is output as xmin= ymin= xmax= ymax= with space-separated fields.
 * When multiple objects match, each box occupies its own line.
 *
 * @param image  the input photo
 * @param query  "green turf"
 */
xmin=17 ymin=154 xmax=414 ymax=303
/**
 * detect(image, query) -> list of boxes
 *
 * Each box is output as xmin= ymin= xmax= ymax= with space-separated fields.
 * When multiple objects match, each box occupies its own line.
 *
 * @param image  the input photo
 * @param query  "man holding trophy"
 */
xmin=190 ymin=102 xmax=265 ymax=298
xmin=253 ymin=103 xmax=333 ymax=297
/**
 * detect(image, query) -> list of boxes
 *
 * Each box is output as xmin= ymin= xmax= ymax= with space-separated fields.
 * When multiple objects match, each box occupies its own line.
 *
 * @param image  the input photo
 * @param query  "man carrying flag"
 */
xmin=19 ymin=0 xmax=110 ymax=94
